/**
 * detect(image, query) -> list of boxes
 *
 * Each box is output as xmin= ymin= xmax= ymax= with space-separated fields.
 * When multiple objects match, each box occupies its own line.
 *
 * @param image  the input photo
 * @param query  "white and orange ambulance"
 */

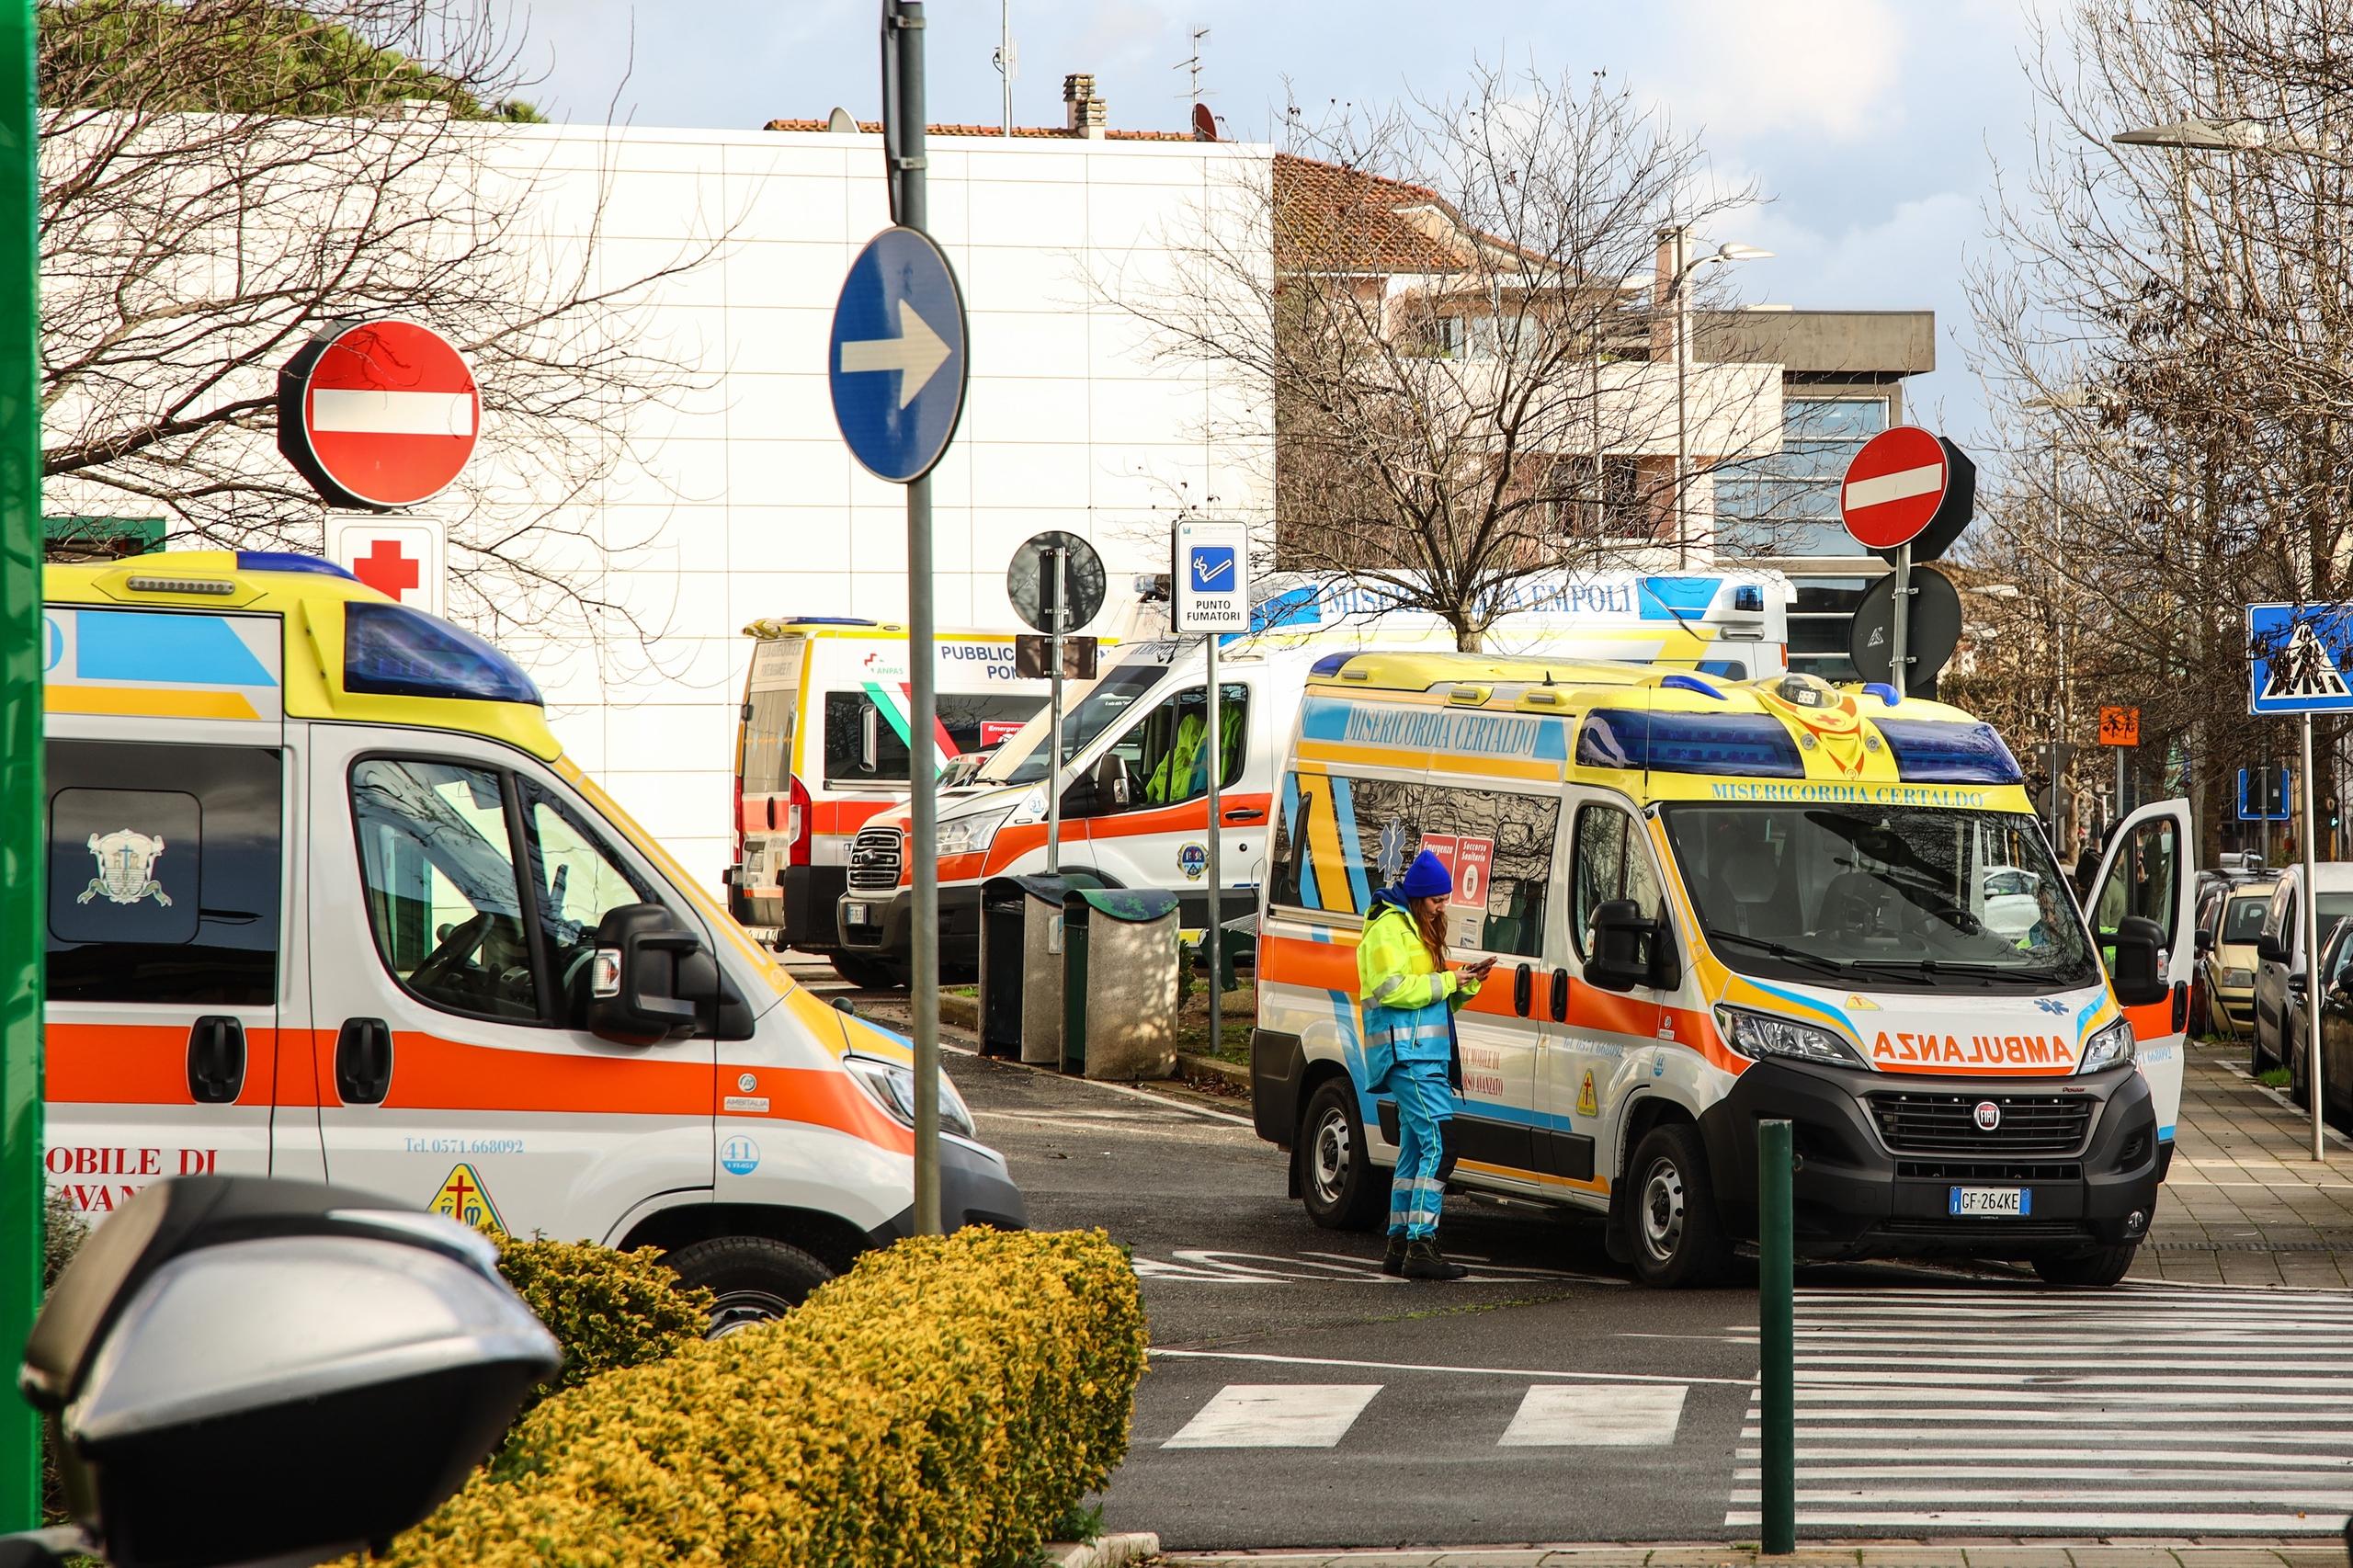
xmin=728 ymin=619 xmax=1067 ymax=983
xmin=1250 ymin=653 xmax=2192 ymax=1287
xmin=43 ymin=552 xmax=1022 ymax=1331
xmin=835 ymin=571 xmax=1790 ymax=980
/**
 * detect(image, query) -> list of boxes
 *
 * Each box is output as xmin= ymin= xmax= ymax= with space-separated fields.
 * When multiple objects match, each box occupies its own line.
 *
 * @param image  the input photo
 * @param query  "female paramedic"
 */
xmin=1358 ymin=848 xmax=1495 ymax=1281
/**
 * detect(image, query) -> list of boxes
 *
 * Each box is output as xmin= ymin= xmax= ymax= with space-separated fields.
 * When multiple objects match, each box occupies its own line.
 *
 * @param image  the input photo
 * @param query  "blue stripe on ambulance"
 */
xmin=1329 ymin=774 xmax=1370 ymax=912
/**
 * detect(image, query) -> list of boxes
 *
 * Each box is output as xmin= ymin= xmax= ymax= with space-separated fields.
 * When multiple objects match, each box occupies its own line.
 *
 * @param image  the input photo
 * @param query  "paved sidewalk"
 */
xmin=1162 ymin=1544 xmax=2351 ymax=1567
xmin=2132 ymin=1039 xmax=2353 ymax=1285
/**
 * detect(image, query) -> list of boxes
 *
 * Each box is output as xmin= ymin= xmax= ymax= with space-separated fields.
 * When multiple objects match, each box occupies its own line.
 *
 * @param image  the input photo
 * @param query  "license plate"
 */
xmin=845 ymin=903 xmax=870 ymax=927
xmin=1949 ymin=1186 xmax=2031 ymax=1217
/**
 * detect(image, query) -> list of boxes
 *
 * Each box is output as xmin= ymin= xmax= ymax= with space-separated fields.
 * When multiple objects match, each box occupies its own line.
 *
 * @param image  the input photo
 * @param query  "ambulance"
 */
xmin=728 ymin=619 xmax=1063 ymax=983
xmin=43 ymin=553 xmax=1023 ymax=1332
xmin=1249 ymin=653 xmax=2190 ymax=1288
xmin=835 ymin=571 xmax=1790 ymax=980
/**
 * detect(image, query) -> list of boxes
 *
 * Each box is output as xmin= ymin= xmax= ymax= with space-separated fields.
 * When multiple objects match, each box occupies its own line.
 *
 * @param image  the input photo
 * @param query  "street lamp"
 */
xmin=2113 ymin=118 xmax=2314 ymax=153
xmin=1654 ymin=227 xmax=1773 ymax=567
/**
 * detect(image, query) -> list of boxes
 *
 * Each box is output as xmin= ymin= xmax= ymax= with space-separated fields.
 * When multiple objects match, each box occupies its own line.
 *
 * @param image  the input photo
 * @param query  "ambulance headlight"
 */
xmin=1713 ymin=1005 xmax=1867 ymax=1069
xmin=845 ymin=1052 xmax=976 ymax=1141
xmin=2080 ymin=1017 xmax=2136 ymax=1073
xmin=935 ymin=805 xmax=1016 ymax=858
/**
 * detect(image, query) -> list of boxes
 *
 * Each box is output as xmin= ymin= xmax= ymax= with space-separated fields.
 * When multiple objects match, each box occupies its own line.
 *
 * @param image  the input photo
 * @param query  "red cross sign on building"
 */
xmin=278 ymin=316 xmax=480 ymax=511
xmin=327 ymin=517 xmax=446 ymax=619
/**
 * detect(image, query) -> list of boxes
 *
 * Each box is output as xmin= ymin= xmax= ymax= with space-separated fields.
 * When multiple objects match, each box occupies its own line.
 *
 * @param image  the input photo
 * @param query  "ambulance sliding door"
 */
xmin=41 ymin=605 xmax=308 ymax=1219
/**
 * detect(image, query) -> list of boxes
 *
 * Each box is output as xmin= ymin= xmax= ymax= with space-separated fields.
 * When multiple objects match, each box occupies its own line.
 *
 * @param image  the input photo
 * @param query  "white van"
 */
xmin=835 ymin=571 xmax=1790 ymax=977
xmin=45 ymin=555 xmax=1022 ymax=1331
xmin=729 ymin=619 xmax=1063 ymax=983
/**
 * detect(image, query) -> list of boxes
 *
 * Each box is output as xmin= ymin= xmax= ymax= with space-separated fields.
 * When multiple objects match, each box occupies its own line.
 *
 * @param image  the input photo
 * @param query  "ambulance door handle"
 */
xmin=336 ymin=1018 xmax=394 ymax=1106
xmin=2170 ymin=980 xmax=2188 ymax=1033
xmin=1512 ymin=963 xmax=1533 ymax=1017
xmin=1224 ymin=808 xmax=1265 ymax=823
xmin=186 ymin=1016 xmax=244 ymax=1105
xmin=1550 ymin=969 xmax=1571 ymax=1023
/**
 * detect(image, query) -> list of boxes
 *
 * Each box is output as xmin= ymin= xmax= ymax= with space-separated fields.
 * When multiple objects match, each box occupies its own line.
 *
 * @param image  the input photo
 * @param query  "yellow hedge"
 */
xmin=492 ymin=1236 xmax=712 ymax=1415
xmin=369 ymin=1228 xmax=1147 ymax=1568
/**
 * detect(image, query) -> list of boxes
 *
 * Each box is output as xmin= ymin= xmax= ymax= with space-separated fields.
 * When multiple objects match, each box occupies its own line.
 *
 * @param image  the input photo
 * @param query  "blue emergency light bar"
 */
xmin=343 ymin=600 xmax=542 ymax=706
xmin=235 ymin=551 xmax=357 ymax=579
xmin=1872 ymin=719 xmax=2023 ymax=784
xmin=1574 ymin=710 xmax=1803 ymax=778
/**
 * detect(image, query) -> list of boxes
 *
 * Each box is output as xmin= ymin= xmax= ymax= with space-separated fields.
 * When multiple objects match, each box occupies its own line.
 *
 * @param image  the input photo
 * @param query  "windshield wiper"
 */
xmin=1704 ymin=927 xmax=1853 ymax=982
xmin=1852 ymin=957 xmax=2006 ymax=986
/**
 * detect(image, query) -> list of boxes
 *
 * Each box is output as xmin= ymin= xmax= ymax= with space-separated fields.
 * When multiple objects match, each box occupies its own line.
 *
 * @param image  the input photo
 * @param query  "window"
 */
xmin=351 ymin=760 xmax=540 ymax=1022
xmin=526 ymin=788 xmax=652 ymax=1028
xmin=1418 ymin=789 xmax=1558 ymax=958
xmin=2223 ymin=895 xmax=2269 ymax=944
xmin=2092 ymin=816 xmax=2181 ymax=970
xmin=1098 ymin=684 xmax=1245 ymax=812
xmin=1714 ymin=397 xmax=1890 ymax=561
xmin=1571 ymin=804 xmax=1664 ymax=960
xmin=982 ymin=662 xmax=1168 ymax=786
xmin=1268 ymin=772 xmax=1423 ymax=917
xmin=46 ymin=741 xmax=282 ymax=1006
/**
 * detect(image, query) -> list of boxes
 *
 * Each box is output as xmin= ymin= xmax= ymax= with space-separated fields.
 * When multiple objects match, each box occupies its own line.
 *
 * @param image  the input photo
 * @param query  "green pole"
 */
xmin=1758 ymin=1118 xmax=1795 ymax=1556
xmin=0 ymin=0 xmax=42 ymax=1530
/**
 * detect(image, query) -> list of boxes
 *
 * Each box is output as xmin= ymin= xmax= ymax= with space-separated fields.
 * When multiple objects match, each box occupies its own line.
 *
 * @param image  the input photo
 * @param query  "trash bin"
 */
xmin=1060 ymin=887 xmax=1182 ymax=1080
xmin=978 ymin=873 xmax=1100 ymax=1063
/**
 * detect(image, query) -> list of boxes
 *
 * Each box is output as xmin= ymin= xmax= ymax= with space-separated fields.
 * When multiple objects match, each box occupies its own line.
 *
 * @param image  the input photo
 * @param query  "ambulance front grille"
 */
xmin=847 ymin=826 xmax=903 ymax=891
xmin=1867 ymin=1092 xmax=2094 ymax=1156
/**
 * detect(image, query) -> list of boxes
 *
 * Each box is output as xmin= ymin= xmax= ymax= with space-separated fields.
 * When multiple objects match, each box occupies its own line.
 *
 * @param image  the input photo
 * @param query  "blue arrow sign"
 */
xmin=829 ymin=226 xmax=968 ymax=483
xmin=2248 ymin=601 xmax=2353 ymax=715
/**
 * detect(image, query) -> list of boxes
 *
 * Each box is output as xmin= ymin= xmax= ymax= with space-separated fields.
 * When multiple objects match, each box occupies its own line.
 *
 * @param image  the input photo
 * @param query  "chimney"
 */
xmin=1063 ymin=73 xmax=1107 ymax=138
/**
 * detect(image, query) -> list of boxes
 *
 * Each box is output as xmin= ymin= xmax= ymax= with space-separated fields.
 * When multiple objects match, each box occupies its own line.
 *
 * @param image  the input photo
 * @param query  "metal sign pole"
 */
xmin=1205 ymin=630 xmax=1223 ymax=1059
xmin=0 ymin=0 xmax=44 ymax=1526
xmin=2303 ymin=714 xmax=2325 ymax=1162
xmin=1047 ymin=547 xmax=1063 ymax=875
xmin=890 ymin=0 xmax=941 ymax=1235
xmin=1890 ymin=540 xmax=1911 ymax=699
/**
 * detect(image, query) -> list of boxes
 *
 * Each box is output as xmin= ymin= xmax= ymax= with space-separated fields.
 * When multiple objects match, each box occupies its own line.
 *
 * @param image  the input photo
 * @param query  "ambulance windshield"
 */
xmin=979 ymin=663 xmax=1168 ymax=785
xmin=1662 ymin=804 xmax=2099 ymax=994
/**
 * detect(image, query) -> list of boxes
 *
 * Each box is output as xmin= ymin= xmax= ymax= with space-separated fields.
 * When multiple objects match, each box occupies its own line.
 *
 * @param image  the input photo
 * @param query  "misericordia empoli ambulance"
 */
xmin=41 ymin=552 xmax=1021 ymax=1331
xmin=1251 ymin=653 xmax=2190 ymax=1287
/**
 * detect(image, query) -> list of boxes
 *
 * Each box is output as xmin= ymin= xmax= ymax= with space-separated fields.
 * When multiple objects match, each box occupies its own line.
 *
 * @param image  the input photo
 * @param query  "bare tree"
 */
xmin=1968 ymin=0 xmax=2353 ymax=859
xmin=35 ymin=0 xmax=717 ymax=660
xmin=1110 ymin=62 xmax=1780 ymax=650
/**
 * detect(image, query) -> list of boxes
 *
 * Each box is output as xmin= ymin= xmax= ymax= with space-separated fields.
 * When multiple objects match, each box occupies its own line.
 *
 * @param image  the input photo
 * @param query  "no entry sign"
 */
xmin=278 ymin=318 xmax=480 ymax=510
xmin=1839 ymin=426 xmax=1949 ymax=551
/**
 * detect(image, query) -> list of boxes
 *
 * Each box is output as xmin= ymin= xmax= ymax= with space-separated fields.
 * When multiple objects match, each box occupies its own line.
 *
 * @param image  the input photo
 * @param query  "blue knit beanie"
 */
xmin=1396 ymin=847 xmax=1453 ymax=902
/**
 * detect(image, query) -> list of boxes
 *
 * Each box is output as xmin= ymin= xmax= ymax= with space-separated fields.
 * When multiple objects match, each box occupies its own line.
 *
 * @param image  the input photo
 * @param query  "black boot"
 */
xmin=1381 ymin=1233 xmax=1407 ymax=1276
xmin=1403 ymin=1238 xmax=1470 ymax=1281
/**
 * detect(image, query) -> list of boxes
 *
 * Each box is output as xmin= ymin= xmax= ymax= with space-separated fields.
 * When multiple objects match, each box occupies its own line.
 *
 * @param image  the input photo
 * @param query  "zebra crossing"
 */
xmin=1725 ymin=1283 xmax=2353 ymax=1535
xmin=1158 ymin=1375 xmax=1695 ymax=1449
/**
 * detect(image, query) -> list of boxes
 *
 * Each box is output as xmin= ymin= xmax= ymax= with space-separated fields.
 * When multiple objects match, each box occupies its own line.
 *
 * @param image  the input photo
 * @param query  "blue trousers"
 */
xmin=1385 ymin=1056 xmax=1453 ymax=1240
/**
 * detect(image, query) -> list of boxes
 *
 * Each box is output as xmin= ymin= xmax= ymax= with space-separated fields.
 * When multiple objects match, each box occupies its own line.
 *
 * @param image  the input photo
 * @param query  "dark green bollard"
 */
xmin=1759 ymin=1118 xmax=1794 ymax=1555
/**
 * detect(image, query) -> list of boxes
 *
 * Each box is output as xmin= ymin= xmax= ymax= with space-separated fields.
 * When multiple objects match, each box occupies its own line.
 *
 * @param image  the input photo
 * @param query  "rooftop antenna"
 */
xmin=1176 ymin=24 xmax=1209 ymax=108
xmin=993 ymin=0 xmax=1017 ymax=137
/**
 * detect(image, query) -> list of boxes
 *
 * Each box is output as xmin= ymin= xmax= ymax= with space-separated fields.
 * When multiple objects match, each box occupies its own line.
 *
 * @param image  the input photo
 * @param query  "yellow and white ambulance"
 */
xmin=729 ymin=619 xmax=1066 ymax=983
xmin=44 ymin=552 xmax=1022 ymax=1331
xmin=1251 ymin=653 xmax=2190 ymax=1287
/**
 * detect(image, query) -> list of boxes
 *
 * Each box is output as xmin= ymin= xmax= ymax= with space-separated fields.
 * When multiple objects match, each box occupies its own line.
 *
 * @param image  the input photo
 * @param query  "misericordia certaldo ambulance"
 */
xmin=1251 ymin=653 xmax=2191 ymax=1288
xmin=42 ymin=552 xmax=1021 ymax=1330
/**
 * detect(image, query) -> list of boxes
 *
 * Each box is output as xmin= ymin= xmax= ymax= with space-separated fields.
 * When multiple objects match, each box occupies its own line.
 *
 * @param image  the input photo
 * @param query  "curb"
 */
xmin=938 ymin=993 xmax=980 ymax=1031
xmin=1176 ymin=1050 xmax=1251 ymax=1089
xmin=1155 ymin=1542 xmax=2353 ymax=1567
xmin=1042 ymin=1531 xmax=1161 ymax=1568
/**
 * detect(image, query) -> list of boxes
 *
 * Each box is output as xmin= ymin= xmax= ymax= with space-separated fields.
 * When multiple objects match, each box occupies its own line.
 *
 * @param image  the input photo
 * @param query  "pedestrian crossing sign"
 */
xmin=428 ymin=1162 xmax=505 ymax=1234
xmin=2248 ymin=602 xmax=2353 ymax=714
xmin=1576 ymin=1069 xmax=1599 ymax=1118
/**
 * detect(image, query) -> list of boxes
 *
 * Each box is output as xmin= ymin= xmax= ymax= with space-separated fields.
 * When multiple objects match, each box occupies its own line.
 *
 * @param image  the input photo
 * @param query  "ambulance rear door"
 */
xmin=41 ymin=605 xmax=302 ymax=1217
xmin=2087 ymin=799 xmax=2195 ymax=1167
xmin=306 ymin=722 xmax=717 ymax=1242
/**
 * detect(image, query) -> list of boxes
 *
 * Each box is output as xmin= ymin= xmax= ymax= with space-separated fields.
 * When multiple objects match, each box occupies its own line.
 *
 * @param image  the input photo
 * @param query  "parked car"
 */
xmin=2311 ymin=921 xmax=2353 ymax=1130
xmin=2196 ymin=875 xmax=2280 ymax=1038
xmin=1979 ymin=864 xmax=2043 ymax=938
xmin=2250 ymin=863 xmax=2353 ymax=1073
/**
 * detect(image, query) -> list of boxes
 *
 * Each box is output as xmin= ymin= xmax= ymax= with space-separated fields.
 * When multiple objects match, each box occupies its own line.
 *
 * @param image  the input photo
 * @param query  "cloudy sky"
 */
xmin=516 ymin=0 xmax=2063 ymax=455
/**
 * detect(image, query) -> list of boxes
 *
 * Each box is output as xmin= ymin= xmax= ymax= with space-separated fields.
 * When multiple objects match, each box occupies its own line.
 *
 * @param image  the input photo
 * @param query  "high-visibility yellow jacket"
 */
xmin=1356 ymin=899 xmax=1482 ymax=1089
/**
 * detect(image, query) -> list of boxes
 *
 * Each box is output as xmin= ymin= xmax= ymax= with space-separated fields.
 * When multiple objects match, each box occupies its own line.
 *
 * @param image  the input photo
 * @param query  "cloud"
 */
xmin=1653 ymin=0 xmax=1908 ymax=143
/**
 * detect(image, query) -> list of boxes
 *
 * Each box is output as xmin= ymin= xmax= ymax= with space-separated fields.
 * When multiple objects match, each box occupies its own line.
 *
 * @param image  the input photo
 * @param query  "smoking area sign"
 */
xmin=1173 ymin=519 xmax=1250 ymax=633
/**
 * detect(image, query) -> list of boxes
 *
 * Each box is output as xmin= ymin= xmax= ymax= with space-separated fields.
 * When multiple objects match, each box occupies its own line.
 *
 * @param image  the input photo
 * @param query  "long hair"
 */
xmin=1411 ymin=899 xmax=1448 ymax=970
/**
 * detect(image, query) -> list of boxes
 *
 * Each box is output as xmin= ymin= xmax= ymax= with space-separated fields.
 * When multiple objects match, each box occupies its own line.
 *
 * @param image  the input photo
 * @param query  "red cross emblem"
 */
xmin=352 ymin=537 xmax=421 ymax=601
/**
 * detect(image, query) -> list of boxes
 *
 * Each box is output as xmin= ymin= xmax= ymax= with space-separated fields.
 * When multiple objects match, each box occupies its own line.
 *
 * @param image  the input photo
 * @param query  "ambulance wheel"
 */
xmin=829 ymin=953 xmax=906 ymax=991
xmin=1299 ymin=1079 xmax=1383 ymax=1232
xmin=2031 ymin=1244 xmax=2136 ymax=1288
xmin=665 ymin=1236 xmax=834 ymax=1337
xmin=1622 ymin=1123 xmax=1733 ymax=1288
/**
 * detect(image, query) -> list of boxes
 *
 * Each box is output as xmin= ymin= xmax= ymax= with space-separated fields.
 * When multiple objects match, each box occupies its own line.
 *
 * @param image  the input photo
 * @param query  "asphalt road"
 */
xmin=814 ymin=963 xmax=2353 ymax=1551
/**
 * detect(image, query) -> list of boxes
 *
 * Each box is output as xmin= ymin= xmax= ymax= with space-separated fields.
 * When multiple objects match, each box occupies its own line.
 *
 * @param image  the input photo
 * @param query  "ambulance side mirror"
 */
xmin=588 ymin=903 xmax=704 ymax=1042
xmin=1586 ymin=900 xmax=1651 ymax=994
xmin=19 ymin=1176 xmax=557 ymax=1568
xmin=2109 ymin=915 xmax=2167 ymax=1007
